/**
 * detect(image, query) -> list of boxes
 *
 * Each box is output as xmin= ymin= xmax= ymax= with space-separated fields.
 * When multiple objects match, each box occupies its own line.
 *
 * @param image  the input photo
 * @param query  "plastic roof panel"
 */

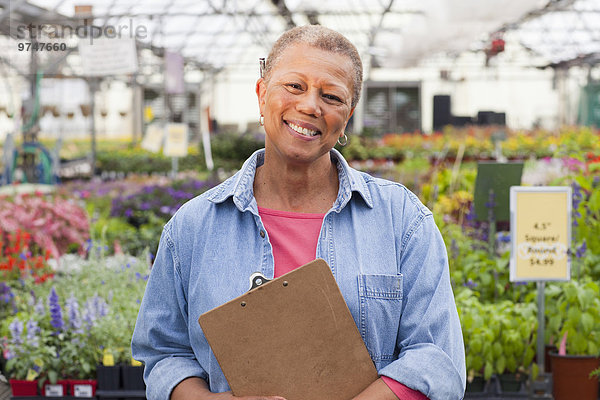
xmin=3 ymin=0 xmax=600 ymax=74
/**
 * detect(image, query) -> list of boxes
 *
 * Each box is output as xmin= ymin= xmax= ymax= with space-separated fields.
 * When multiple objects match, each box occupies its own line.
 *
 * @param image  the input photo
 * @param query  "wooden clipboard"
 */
xmin=198 ymin=259 xmax=378 ymax=399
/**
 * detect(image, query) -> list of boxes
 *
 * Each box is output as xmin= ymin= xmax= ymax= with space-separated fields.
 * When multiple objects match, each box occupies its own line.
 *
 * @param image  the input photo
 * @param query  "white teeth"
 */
xmin=288 ymin=122 xmax=318 ymax=137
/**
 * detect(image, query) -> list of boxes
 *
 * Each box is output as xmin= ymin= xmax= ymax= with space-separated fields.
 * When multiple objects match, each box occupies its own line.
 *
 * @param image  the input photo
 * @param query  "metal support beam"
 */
xmin=270 ymin=0 xmax=296 ymax=29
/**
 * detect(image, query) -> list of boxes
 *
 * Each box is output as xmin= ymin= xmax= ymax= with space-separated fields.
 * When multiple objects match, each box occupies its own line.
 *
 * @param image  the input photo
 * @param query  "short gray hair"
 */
xmin=264 ymin=25 xmax=363 ymax=109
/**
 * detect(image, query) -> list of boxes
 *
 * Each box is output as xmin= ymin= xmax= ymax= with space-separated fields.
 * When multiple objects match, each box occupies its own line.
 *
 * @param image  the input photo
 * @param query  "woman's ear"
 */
xmin=348 ymin=106 xmax=355 ymax=119
xmin=256 ymin=78 xmax=266 ymax=114
xmin=342 ymin=106 xmax=356 ymax=132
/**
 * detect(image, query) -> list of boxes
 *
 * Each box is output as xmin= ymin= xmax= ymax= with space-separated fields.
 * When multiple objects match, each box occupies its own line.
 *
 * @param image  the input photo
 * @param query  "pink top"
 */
xmin=258 ymin=206 xmax=429 ymax=400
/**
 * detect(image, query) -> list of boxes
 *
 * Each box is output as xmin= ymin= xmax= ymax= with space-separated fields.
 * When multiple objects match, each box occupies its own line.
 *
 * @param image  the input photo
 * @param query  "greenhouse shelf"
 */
xmin=95 ymin=389 xmax=146 ymax=399
xmin=9 ymin=397 xmax=95 ymax=400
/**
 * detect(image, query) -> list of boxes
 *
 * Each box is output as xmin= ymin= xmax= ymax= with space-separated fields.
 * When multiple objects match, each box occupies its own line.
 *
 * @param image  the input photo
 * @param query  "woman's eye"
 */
xmin=324 ymin=94 xmax=342 ymax=102
xmin=286 ymin=83 xmax=302 ymax=90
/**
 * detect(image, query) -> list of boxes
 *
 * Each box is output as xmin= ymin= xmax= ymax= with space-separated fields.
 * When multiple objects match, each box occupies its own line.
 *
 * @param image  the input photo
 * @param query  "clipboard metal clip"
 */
xmin=248 ymin=272 xmax=271 ymax=291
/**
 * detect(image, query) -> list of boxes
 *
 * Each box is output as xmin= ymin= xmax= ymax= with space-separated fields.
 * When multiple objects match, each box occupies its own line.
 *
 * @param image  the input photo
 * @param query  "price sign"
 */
xmin=164 ymin=123 xmax=189 ymax=157
xmin=510 ymin=186 xmax=571 ymax=281
xmin=141 ymin=123 xmax=165 ymax=153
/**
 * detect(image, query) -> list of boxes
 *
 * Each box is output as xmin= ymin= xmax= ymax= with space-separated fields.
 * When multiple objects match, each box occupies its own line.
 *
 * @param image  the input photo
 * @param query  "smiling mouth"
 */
xmin=285 ymin=121 xmax=321 ymax=137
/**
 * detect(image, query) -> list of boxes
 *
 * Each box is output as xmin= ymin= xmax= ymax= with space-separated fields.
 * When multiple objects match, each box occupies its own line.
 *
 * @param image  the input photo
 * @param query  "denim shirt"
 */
xmin=132 ymin=149 xmax=466 ymax=400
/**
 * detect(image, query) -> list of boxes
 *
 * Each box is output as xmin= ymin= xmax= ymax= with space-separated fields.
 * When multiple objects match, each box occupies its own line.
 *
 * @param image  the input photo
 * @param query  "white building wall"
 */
xmin=210 ymin=67 xmax=262 ymax=132
xmin=369 ymin=51 xmax=561 ymax=132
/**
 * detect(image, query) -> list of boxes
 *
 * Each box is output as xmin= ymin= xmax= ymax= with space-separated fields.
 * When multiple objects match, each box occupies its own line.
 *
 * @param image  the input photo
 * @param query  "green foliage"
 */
xmin=1 ymin=252 xmax=150 ymax=382
xmin=442 ymin=223 xmax=535 ymax=303
xmin=545 ymin=278 xmax=600 ymax=356
xmin=573 ymin=174 xmax=600 ymax=268
xmin=207 ymin=132 xmax=265 ymax=170
xmin=339 ymin=135 xmax=403 ymax=162
xmin=96 ymin=147 xmax=205 ymax=174
xmin=456 ymin=289 xmax=537 ymax=381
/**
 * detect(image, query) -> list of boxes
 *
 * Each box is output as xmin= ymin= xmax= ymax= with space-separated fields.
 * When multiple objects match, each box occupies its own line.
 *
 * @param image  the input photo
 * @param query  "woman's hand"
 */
xmin=171 ymin=377 xmax=287 ymax=400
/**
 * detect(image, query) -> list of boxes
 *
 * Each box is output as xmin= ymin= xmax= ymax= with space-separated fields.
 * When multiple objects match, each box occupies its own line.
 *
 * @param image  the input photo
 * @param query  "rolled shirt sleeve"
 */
xmin=379 ymin=213 xmax=466 ymax=400
xmin=132 ymin=222 xmax=208 ymax=400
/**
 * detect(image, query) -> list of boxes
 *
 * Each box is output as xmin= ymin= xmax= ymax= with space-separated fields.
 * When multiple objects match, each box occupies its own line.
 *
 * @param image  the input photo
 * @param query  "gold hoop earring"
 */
xmin=259 ymin=115 xmax=264 ymax=126
xmin=337 ymin=133 xmax=348 ymax=146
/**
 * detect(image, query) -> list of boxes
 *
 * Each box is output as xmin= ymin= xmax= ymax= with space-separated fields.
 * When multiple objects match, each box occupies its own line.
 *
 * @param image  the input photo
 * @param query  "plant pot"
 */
xmin=43 ymin=379 xmax=69 ymax=396
xmin=9 ymin=379 xmax=38 ymax=396
xmin=465 ymin=376 xmax=486 ymax=392
xmin=68 ymin=379 xmax=97 ymax=398
xmin=550 ymin=352 xmax=599 ymax=400
xmin=498 ymin=372 xmax=527 ymax=392
xmin=121 ymin=365 xmax=145 ymax=390
xmin=97 ymin=365 xmax=121 ymax=390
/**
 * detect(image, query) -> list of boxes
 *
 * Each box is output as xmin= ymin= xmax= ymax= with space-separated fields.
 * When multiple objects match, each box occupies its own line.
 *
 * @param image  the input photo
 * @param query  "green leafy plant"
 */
xmin=545 ymin=278 xmax=600 ymax=356
xmin=1 ymin=252 xmax=150 ymax=382
xmin=207 ymin=132 xmax=265 ymax=169
xmin=457 ymin=288 xmax=538 ymax=382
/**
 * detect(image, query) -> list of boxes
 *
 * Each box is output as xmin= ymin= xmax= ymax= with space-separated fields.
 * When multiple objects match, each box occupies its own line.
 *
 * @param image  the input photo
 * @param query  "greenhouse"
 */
xmin=0 ymin=0 xmax=599 ymax=399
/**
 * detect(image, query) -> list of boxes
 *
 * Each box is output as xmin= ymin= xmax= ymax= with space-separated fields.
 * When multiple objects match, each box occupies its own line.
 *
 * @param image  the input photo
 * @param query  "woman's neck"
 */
xmin=253 ymin=153 xmax=339 ymax=213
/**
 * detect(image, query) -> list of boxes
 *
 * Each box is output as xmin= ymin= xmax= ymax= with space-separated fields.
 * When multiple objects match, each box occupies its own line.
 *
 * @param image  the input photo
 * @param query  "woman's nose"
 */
xmin=296 ymin=91 xmax=322 ymax=117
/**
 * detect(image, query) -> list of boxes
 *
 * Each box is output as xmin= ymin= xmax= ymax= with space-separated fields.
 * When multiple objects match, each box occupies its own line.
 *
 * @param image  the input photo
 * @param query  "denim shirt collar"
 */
xmin=206 ymin=148 xmax=374 ymax=213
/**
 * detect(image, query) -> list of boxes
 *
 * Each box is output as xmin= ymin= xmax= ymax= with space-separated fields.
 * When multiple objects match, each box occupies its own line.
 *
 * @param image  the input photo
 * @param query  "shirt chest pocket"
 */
xmin=358 ymin=274 xmax=403 ymax=364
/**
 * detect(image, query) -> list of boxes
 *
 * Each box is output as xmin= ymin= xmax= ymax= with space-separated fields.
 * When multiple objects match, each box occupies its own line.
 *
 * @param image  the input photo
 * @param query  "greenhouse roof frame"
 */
xmin=1 ymin=0 xmax=600 ymax=79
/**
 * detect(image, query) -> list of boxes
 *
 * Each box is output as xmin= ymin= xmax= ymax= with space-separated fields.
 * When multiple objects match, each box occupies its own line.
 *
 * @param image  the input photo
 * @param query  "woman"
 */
xmin=132 ymin=25 xmax=466 ymax=400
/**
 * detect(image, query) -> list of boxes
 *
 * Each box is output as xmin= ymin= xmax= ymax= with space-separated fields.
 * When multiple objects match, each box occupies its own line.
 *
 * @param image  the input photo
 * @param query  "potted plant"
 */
xmin=455 ymin=288 xmax=492 ymax=393
xmin=546 ymin=278 xmax=600 ymax=400
xmin=3 ymin=319 xmax=43 ymax=396
xmin=494 ymin=300 xmax=537 ymax=393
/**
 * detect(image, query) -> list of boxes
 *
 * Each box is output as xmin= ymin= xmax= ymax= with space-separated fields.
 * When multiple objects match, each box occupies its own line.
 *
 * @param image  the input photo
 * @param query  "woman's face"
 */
xmin=256 ymin=43 xmax=355 ymax=166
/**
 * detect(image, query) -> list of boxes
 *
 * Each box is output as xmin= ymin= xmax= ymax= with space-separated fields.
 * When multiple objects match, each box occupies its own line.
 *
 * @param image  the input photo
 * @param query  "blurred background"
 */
xmin=0 ymin=0 xmax=599 ymax=181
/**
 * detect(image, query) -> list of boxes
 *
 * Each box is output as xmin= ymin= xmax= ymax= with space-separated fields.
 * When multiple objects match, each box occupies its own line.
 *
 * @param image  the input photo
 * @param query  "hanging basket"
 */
xmin=80 ymin=104 xmax=92 ymax=117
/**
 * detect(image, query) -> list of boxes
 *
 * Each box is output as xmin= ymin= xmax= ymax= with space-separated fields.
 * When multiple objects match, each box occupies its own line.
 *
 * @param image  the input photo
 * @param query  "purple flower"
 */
xmin=48 ymin=287 xmax=64 ymax=332
xmin=9 ymin=320 xmax=24 ymax=345
xmin=0 ymin=283 xmax=14 ymax=304
xmin=125 ymin=208 xmax=133 ymax=217
xmin=83 ymin=294 xmax=109 ymax=329
xmin=34 ymin=298 xmax=45 ymax=315
xmin=159 ymin=206 xmax=170 ymax=214
xmin=65 ymin=294 xmax=82 ymax=332
xmin=497 ymin=232 xmax=511 ymax=243
xmin=485 ymin=191 xmax=496 ymax=209
xmin=463 ymin=279 xmax=478 ymax=288
xmin=575 ymin=240 xmax=587 ymax=258
xmin=26 ymin=319 xmax=40 ymax=346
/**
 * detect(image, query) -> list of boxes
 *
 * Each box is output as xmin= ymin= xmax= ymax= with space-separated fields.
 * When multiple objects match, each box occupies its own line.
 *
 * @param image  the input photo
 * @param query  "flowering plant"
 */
xmin=1 ymin=252 xmax=150 ymax=382
xmin=0 ymin=229 xmax=53 ymax=284
xmin=2 ymin=286 xmax=110 ymax=383
xmin=0 ymin=192 xmax=90 ymax=258
xmin=110 ymin=178 xmax=213 ymax=226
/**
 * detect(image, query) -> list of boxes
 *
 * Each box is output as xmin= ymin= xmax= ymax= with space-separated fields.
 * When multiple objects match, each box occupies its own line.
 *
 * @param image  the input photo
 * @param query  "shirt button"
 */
xmin=260 ymin=230 xmax=266 ymax=238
